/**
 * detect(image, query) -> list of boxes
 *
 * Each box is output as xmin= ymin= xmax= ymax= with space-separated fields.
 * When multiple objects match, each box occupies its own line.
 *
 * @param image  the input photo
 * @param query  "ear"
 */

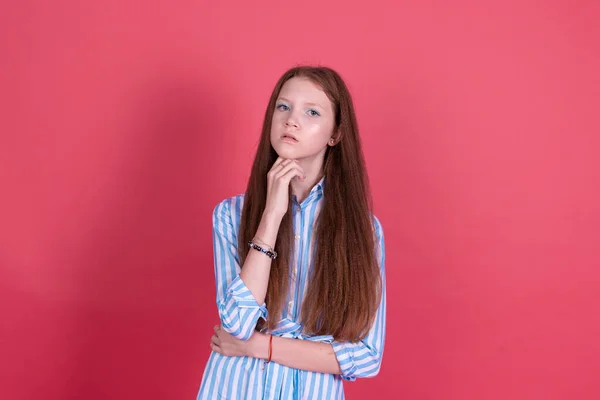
xmin=328 ymin=130 xmax=341 ymax=146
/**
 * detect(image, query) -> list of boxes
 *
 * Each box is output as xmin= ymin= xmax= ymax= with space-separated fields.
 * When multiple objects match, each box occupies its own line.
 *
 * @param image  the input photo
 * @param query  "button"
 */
xmin=295 ymin=234 xmax=300 ymax=240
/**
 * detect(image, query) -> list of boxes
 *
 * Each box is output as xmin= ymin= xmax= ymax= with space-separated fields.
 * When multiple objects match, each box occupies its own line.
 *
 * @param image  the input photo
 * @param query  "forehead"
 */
xmin=278 ymin=77 xmax=332 ymax=109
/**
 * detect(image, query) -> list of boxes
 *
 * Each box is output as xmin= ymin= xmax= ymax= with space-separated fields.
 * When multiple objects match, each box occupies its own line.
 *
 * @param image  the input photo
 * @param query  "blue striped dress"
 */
xmin=197 ymin=177 xmax=386 ymax=400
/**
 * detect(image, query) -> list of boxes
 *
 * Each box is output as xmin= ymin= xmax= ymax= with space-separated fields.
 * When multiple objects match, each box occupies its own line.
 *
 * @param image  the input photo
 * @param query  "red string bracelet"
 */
xmin=266 ymin=334 xmax=273 ymax=363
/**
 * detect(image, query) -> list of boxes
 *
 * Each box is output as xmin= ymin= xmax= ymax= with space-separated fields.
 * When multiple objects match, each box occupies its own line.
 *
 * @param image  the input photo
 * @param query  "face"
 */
xmin=270 ymin=77 xmax=336 ymax=163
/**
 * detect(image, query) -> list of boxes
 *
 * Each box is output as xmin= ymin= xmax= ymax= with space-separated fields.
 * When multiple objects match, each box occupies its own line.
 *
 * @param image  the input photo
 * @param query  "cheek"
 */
xmin=270 ymin=114 xmax=284 ymax=133
xmin=269 ymin=117 xmax=278 ymax=135
xmin=272 ymin=112 xmax=285 ymax=125
xmin=306 ymin=120 xmax=334 ymax=141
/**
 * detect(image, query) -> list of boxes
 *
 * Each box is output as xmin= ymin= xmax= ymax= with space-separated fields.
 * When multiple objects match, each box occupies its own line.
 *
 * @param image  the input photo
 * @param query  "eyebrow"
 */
xmin=277 ymin=97 xmax=326 ymax=110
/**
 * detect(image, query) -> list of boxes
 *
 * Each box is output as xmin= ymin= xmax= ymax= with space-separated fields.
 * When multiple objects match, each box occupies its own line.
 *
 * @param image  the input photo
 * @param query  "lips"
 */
xmin=282 ymin=133 xmax=298 ymax=142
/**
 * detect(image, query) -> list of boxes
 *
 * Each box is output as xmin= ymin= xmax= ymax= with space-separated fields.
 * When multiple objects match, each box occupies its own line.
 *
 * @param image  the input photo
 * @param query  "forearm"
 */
xmin=249 ymin=332 xmax=342 ymax=375
xmin=238 ymin=212 xmax=281 ymax=305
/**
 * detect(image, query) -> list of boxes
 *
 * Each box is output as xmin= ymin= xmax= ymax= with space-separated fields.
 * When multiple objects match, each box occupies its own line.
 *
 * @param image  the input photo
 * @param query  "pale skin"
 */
xmin=210 ymin=77 xmax=343 ymax=375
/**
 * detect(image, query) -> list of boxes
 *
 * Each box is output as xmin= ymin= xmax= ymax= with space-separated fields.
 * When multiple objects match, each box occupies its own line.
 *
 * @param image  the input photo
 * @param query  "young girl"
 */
xmin=197 ymin=66 xmax=386 ymax=400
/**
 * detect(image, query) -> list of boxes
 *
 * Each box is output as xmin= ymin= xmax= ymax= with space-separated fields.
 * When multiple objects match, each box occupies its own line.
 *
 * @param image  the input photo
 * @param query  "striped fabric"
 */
xmin=197 ymin=177 xmax=386 ymax=400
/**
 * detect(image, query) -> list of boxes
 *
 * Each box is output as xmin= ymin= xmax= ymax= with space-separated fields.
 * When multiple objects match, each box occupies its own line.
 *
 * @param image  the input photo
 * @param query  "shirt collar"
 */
xmin=310 ymin=175 xmax=325 ymax=195
xmin=292 ymin=176 xmax=325 ymax=206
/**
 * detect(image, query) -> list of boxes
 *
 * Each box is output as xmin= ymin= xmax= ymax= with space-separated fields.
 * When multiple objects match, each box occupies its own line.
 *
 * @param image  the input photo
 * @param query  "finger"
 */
xmin=276 ymin=161 xmax=305 ymax=180
xmin=280 ymin=167 xmax=305 ymax=182
xmin=211 ymin=334 xmax=220 ymax=346
xmin=210 ymin=342 xmax=221 ymax=353
xmin=271 ymin=157 xmax=287 ymax=171
xmin=213 ymin=325 xmax=220 ymax=333
xmin=273 ymin=159 xmax=293 ymax=173
xmin=277 ymin=165 xmax=305 ymax=182
xmin=268 ymin=158 xmax=289 ymax=180
xmin=280 ymin=159 xmax=293 ymax=168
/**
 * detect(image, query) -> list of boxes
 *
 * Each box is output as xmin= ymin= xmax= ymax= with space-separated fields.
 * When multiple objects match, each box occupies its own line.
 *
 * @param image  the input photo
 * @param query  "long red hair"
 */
xmin=238 ymin=66 xmax=381 ymax=341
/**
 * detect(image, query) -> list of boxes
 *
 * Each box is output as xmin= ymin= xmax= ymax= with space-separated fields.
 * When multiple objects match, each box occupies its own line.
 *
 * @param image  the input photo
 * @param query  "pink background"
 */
xmin=1 ymin=1 xmax=599 ymax=399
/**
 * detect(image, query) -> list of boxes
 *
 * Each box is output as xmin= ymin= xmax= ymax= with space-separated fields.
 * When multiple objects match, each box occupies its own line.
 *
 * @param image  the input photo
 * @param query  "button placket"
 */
xmin=289 ymin=201 xmax=303 ymax=317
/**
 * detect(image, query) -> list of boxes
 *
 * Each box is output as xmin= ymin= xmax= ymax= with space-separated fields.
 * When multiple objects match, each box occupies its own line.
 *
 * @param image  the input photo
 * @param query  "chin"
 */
xmin=272 ymin=143 xmax=299 ymax=159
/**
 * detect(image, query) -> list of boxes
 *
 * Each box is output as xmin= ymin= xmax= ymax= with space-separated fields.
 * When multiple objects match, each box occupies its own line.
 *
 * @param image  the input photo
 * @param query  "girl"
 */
xmin=197 ymin=66 xmax=386 ymax=400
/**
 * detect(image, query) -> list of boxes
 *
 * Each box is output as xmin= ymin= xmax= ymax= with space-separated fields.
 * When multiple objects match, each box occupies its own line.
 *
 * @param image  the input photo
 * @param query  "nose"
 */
xmin=285 ymin=114 xmax=299 ymax=128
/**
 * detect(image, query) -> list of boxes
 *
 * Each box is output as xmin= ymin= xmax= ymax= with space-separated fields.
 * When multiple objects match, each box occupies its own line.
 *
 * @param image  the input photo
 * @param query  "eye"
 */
xmin=307 ymin=109 xmax=320 ymax=117
xmin=276 ymin=103 xmax=289 ymax=111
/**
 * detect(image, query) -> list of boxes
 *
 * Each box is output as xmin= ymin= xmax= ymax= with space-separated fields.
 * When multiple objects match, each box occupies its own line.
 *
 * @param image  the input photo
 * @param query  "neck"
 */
xmin=290 ymin=159 xmax=324 ymax=204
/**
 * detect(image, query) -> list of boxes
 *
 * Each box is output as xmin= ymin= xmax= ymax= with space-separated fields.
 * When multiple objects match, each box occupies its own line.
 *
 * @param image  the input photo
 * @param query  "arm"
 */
xmin=214 ymin=159 xmax=305 ymax=340
xmin=249 ymin=333 xmax=342 ymax=375
xmin=238 ymin=211 xmax=281 ymax=305
xmin=248 ymin=217 xmax=387 ymax=380
xmin=331 ymin=216 xmax=386 ymax=380
xmin=213 ymin=199 xmax=280 ymax=340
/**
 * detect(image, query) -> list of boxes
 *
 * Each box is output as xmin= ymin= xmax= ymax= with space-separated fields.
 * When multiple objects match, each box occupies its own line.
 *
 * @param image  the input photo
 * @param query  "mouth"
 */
xmin=281 ymin=133 xmax=298 ymax=143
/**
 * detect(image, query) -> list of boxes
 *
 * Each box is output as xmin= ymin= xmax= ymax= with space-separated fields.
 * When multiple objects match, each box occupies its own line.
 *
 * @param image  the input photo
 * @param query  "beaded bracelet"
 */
xmin=248 ymin=240 xmax=278 ymax=260
xmin=253 ymin=235 xmax=274 ymax=252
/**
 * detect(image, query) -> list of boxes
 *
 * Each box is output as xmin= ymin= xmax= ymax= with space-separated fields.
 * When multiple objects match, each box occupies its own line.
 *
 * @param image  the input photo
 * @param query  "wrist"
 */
xmin=256 ymin=212 xmax=282 ymax=247
xmin=261 ymin=210 xmax=283 ymax=227
xmin=249 ymin=332 xmax=270 ymax=359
